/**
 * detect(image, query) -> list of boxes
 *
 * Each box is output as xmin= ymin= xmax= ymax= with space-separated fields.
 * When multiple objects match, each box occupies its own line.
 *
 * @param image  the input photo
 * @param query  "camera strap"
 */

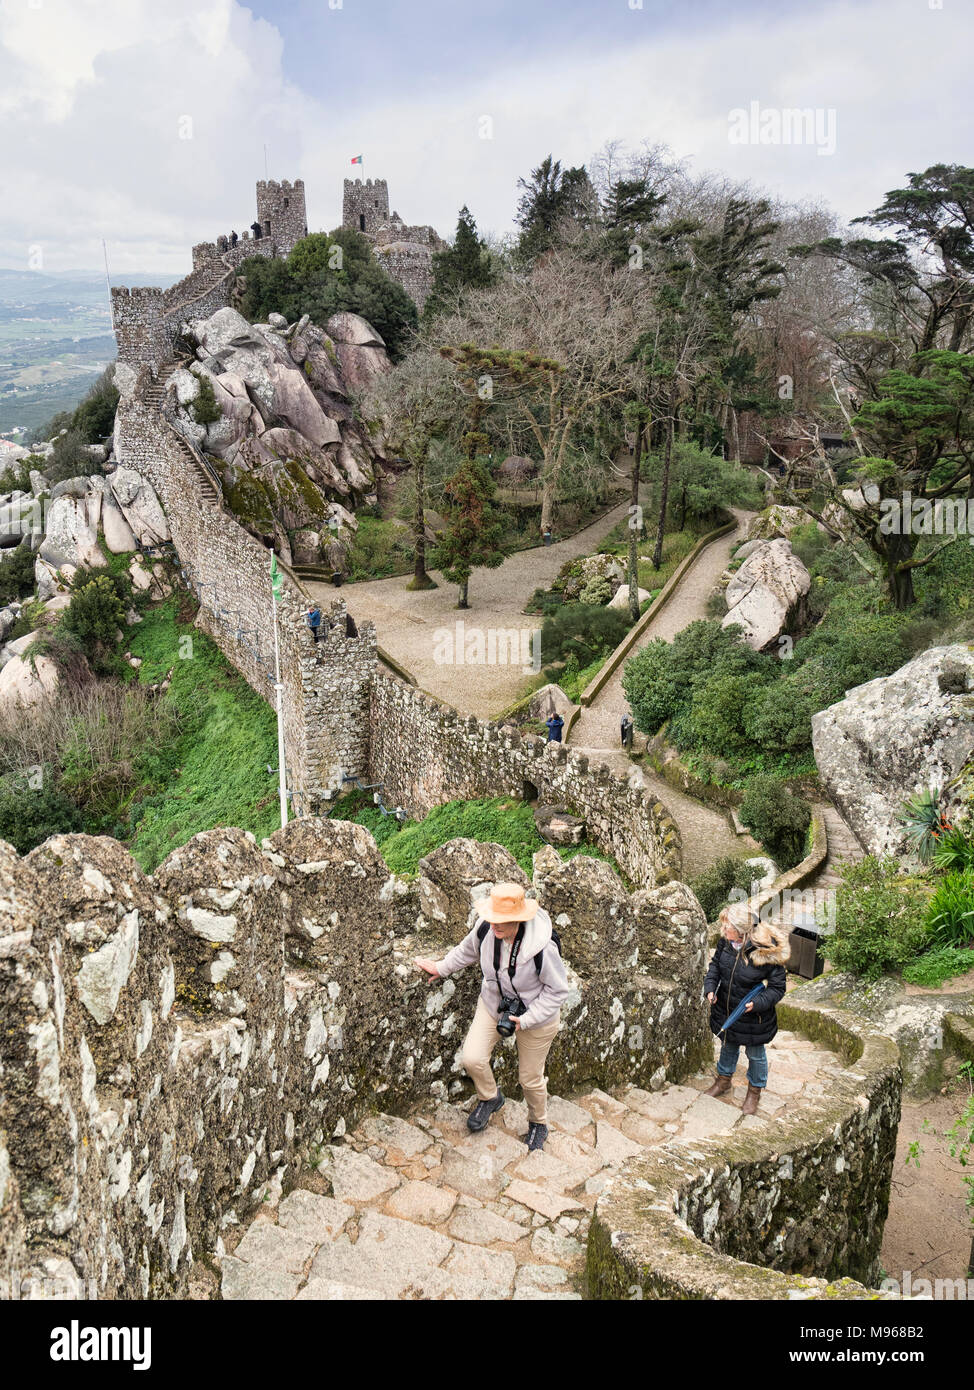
xmin=492 ymin=922 xmax=526 ymax=1004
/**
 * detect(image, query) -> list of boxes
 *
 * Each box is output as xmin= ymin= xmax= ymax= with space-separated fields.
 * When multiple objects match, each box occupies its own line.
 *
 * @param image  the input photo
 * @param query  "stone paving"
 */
xmin=213 ymin=1029 xmax=847 ymax=1301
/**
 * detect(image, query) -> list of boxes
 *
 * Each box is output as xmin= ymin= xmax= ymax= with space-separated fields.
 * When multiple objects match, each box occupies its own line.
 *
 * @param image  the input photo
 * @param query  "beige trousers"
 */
xmin=460 ymin=998 xmax=561 ymax=1124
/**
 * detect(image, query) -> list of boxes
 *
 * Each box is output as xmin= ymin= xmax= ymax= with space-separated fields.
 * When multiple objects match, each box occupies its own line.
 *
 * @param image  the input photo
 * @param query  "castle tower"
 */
xmin=255 ymin=179 xmax=308 ymax=256
xmin=343 ymin=178 xmax=390 ymax=236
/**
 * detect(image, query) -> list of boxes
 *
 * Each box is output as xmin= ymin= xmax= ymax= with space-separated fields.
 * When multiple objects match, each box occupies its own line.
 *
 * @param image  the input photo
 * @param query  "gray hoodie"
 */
xmin=435 ymin=906 xmax=570 ymax=1030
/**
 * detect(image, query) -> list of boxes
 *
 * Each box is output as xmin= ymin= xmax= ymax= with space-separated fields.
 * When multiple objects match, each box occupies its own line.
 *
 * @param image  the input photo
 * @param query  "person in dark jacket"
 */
xmin=702 ymin=909 xmax=790 ymax=1115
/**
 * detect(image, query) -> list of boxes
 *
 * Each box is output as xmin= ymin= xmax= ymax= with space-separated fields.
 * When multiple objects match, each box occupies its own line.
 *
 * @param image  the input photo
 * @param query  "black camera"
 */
xmin=496 ymin=995 xmax=527 ymax=1038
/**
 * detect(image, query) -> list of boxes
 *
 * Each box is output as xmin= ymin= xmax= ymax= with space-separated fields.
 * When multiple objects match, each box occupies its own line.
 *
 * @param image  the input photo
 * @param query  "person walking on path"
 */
xmin=703 ymin=908 xmax=789 ymax=1115
xmin=545 ymin=713 xmax=564 ymax=743
xmin=414 ymin=883 xmax=569 ymax=1152
xmin=620 ymin=714 xmax=634 ymax=750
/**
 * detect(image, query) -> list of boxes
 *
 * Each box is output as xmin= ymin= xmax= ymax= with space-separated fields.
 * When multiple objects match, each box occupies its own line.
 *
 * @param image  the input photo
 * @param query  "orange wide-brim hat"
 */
xmin=478 ymin=883 xmax=540 ymax=923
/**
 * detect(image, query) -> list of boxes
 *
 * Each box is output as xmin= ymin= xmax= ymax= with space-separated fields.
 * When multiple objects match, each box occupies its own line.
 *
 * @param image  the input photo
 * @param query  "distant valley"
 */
xmin=0 ymin=267 xmax=178 ymax=438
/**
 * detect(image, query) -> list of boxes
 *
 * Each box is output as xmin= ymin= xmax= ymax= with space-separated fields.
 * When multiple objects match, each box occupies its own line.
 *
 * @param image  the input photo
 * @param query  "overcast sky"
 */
xmin=0 ymin=0 xmax=971 ymax=278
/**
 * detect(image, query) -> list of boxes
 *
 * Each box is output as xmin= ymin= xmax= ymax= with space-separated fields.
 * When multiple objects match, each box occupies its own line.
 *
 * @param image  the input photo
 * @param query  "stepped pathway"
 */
xmin=569 ymin=509 xmax=754 ymax=880
xmin=306 ymin=498 xmax=633 ymax=718
xmin=764 ymin=801 xmax=865 ymax=939
xmin=143 ymin=361 xmax=222 ymax=505
xmin=214 ymin=1030 xmax=846 ymax=1301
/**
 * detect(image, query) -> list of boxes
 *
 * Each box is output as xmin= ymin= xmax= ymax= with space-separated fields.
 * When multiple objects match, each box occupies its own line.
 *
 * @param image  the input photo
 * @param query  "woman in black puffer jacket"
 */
xmin=702 ymin=910 xmax=790 ymax=1115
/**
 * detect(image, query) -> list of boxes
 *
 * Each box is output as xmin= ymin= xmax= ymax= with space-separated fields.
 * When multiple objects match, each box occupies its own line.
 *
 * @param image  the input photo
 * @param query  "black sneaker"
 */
xmin=521 ymin=1122 xmax=549 ymax=1152
xmin=467 ymin=1091 xmax=505 ymax=1132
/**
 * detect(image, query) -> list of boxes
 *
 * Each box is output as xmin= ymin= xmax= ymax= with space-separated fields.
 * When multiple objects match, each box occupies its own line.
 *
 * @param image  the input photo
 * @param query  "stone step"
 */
xmin=215 ymin=1046 xmax=847 ymax=1302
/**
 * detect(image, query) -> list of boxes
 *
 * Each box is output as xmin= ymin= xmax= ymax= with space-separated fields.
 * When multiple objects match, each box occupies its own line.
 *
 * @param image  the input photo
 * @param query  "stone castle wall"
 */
xmin=373 ymin=242 xmax=437 ymax=310
xmin=369 ymin=674 xmax=683 ymax=887
xmin=114 ymin=384 xmax=373 ymax=805
xmin=0 ymin=821 xmax=710 ymax=1299
xmin=588 ymin=997 xmax=902 ymax=1298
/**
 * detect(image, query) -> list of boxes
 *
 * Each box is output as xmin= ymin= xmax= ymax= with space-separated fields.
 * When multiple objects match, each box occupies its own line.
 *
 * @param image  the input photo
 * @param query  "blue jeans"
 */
xmin=717 ymin=1040 xmax=768 ymax=1089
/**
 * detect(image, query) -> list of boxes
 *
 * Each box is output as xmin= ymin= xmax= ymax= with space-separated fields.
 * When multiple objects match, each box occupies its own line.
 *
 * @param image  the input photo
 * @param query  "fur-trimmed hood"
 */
xmin=746 ymin=922 xmax=792 ymax=967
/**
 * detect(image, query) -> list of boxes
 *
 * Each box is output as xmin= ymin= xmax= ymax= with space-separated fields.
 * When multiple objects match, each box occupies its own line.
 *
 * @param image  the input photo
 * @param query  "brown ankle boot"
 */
xmin=741 ymin=1084 xmax=761 ymax=1115
xmin=704 ymin=1074 xmax=732 ymax=1098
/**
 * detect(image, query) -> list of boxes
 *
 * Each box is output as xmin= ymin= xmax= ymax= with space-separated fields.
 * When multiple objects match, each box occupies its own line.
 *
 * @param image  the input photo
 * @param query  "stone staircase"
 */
xmin=211 ymin=1029 xmax=847 ymax=1301
xmin=815 ymin=801 xmax=865 ymax=891
xmin=142 ymin=362 xmax=222 ymax=507
xmin=292 ymin=564 xmax=338 ymax=585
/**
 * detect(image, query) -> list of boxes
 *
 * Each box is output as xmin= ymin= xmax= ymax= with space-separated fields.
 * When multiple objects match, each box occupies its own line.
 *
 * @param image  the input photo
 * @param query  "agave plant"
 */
xmin=899 ymin=785 xmax=951 ymax=863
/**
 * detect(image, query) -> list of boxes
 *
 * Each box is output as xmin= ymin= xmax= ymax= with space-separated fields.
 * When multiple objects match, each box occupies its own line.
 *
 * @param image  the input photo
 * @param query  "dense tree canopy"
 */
xmin=237 ymin=228 xmax=419 ymax=360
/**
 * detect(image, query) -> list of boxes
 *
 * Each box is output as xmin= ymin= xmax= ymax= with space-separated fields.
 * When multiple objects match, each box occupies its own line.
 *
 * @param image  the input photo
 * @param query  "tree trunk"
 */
xmin=883 ymin=532 xmax=917 ymax=610
xmin=540 ymin=461 xmax=555 ymax=536
xmin=652 ymin=415 xmax=673 ymax=571
xmin=458 ymin=577 xmax=470 ymax=609
xmin=408 ymin=452 xmax=436 ymax=590
xmin=627 ymin=424 xmax=644 ymax=623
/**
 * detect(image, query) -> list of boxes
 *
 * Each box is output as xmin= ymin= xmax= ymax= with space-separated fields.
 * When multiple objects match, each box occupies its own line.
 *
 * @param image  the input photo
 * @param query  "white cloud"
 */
xmin=0 ymin=0 xmax=970 ymax=275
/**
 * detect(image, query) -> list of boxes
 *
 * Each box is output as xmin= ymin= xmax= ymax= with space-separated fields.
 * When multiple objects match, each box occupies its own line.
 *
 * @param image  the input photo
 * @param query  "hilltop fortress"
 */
xmin=342 ymin=176 xmax=446 ymax=307
xmin=111 ymin=175 xmax=442 ymax=371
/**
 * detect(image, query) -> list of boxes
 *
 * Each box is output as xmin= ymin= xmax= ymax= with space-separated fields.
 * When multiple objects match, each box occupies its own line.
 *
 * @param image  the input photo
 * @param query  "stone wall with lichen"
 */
xmin=370 ymin=672 xmax=683 ymax=889
xmin=586 ymin=996 xmax=902 ymax=1299
xmin=0 ymin=821 xmax=709 ymax=1300
xmin=114 ymin=385 xmax=374 ymax=806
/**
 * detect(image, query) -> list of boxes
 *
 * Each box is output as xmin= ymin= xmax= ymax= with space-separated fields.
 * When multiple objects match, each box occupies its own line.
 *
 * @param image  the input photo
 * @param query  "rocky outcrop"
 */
xmin=533 ymin=803 xmax=586 ymax=847
xmin=812 ymin=644 xmax=974 ymax=858
xmin=721 ymin=538 xmax=810 ymax=650
xmin=0 ymin=651 xmax=59 ymax=712
xmin=744 ymin=504 xmax=811 ymax=541
xmin=161 ymin=306 xmax=391 ymax=565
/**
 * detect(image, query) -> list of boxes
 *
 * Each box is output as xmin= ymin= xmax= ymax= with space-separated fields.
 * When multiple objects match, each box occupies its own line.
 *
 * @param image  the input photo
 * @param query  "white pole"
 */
xmin=272 ymin=593 xmax=288 ymax=829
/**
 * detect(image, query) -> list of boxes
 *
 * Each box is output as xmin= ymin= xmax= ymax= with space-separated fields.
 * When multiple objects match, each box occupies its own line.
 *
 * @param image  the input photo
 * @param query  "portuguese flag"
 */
xmin=350 ymin=154 xmax=363 ymax=165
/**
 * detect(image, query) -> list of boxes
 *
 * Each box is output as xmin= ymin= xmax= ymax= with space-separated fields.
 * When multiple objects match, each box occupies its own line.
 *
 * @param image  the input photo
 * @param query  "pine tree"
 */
xmin=430 ymin=440 xmax=508 ymax=608
xmin=515 ymin=156 xmax=596 ymax=264
xmin=424 ymin=207 xmax=496 ymax=321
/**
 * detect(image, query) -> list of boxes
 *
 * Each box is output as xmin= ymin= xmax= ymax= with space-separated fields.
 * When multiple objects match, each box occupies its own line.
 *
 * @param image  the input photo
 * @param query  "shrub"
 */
xmin=823 ymin=856 xmax=931 ymax=979
xmin=688 ymin=670 xmax=772 ymax=757
xmin=61 ymin=578 xmax=125 ymax=669
xmin=71 ymin=367 xmax=119 ymax=443
xmin=931 ymin=825 xmax=974 ymax=873
xmin=0 ymin=545 xmax=37 ymax=606
xmin=190 ymin=375 xmax=222 ymax=427
xmin=0 ymin=459 xmax=33 ymax=494
xmin=622 ymin=619 xmax=767 ymax=739
xmin=738 ymin=775 xmax=812 ymax=870
xmin=578 ymin=576 xmax=612 ymax=606
xmin=690 ymin=855 xmax=762 ymax=921
xmin=0 ymin=772 xmax=83 ymax=853
xmin=539 ymin=603 xmax=628 ymax=668
xmin=926 ymin=868 xmax=974 ymax=947
xmin=742 ymin=678 xmax=822 ymax=757
xmin=902 ymin=945 xmax=974 ymax=988
xmin=44 ymin=429 xmax=107 ymax=487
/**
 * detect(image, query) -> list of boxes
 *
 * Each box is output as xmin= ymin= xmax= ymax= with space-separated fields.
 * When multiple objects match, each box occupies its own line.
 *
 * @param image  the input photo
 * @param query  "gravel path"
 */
xmin=307 ymin=500 xmax=631 ymax=719
xmin=213 ymin=1029 xmax=845 ymax=1301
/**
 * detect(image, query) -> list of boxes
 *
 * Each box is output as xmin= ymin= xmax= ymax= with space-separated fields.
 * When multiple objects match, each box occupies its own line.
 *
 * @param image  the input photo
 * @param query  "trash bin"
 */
xmin=787 ymin=922 xmax=824 ymax=979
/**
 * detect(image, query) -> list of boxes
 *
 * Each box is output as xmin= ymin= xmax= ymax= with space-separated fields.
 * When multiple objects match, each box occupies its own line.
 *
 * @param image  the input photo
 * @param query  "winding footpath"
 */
xmin=212 ymin=1029 xmax=847 ymax=1301
xmin=569 ymin=508 xmax=756 ymax=880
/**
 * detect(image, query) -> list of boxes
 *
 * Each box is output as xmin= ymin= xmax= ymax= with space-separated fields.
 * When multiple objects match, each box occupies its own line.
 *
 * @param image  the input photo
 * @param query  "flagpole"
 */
xmin=270 ymin=556 xmax=288 ymax=829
